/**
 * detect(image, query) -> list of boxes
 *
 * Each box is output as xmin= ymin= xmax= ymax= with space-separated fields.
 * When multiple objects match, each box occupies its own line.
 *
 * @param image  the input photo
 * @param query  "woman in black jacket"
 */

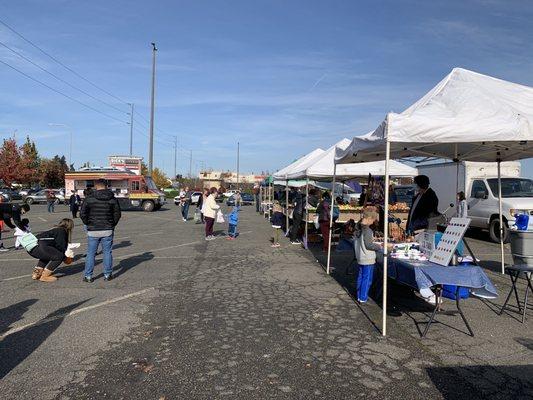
xmin=30 ymin=218 xmax=74 ymax=282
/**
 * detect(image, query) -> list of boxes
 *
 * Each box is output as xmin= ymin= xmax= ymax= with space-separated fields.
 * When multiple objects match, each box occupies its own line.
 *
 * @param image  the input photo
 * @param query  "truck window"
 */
xmin=471 ymin=180 xmax=488 ymax=197
xmin=487 ymin=178 xmax=533 ymax=198
xmin=131 ymin=181 xmax=140 ymax=191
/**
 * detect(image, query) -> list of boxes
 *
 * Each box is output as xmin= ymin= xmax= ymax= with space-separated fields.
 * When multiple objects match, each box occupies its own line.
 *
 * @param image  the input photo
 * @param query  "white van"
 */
xmin=418 ymin=161 xmax=533 ymax=242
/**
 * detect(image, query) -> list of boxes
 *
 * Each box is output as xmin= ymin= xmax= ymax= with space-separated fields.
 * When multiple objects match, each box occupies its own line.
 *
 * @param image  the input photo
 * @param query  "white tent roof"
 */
xmin=336 ymin=68 xmax=533 ymax=164
xmin=273 ymin=148 xmax=324 ymax=180
xmin=298 ymin=138 xmax=417 ymax=180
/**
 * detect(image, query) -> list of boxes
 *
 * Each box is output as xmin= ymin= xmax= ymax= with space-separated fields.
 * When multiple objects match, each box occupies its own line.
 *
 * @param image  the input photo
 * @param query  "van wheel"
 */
xmin=25 ymin=197 xmax=34 ymax=205
xmin=489 ymin=219 xmax=509 ymax=243
xmin=142 ymin=200 xmax=155 ymax=212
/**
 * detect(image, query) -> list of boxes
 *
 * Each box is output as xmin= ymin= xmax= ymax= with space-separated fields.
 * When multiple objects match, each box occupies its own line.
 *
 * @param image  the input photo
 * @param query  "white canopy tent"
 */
xmin=273 ymin=148 xmax=325 ymax=180
xmin=335 ymin=67 xmax=533 ymax=336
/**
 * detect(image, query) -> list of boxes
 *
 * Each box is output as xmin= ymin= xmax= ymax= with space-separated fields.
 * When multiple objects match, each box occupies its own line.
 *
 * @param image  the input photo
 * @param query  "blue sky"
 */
xmin=1 ymin=0 xmax=533 ymax=177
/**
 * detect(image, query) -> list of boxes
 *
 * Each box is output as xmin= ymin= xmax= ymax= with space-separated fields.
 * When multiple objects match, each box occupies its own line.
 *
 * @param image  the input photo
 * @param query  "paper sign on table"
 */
xmin=429 ymin=218 xmax=471 ymax=266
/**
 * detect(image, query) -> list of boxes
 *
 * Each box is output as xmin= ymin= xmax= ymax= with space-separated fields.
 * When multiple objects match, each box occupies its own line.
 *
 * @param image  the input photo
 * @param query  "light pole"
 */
xmin=173 ymin=136 xmax=177 ymax=181
xmin=237 ymin=142 xmax=240 ymax=191
xmin=48 ymin=123 xmax=72 ymax=167
xmin=148 ymin=42 xmax=157 ymax=175
xmin=128 ymin=103 xmax=134 ymax=155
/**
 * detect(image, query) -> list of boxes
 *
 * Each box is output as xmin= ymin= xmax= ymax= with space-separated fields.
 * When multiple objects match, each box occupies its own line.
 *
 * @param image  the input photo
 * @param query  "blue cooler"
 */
xmin=434 ymin=232 xmax=470 ymax=300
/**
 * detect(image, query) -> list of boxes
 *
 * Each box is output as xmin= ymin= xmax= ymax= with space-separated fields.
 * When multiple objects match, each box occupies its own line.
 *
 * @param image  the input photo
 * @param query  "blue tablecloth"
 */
xmin=377 ymin=256 xmax=498 ymax=299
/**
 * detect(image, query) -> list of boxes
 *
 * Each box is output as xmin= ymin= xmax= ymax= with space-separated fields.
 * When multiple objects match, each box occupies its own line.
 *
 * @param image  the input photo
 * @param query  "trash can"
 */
xmin=509 ymin=230 xmax=533 ymax=267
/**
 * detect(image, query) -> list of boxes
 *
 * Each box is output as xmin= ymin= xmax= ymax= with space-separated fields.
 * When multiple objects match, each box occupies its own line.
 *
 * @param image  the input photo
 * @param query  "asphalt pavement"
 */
xmin=0 ymin=203 xmax=532 ymax=399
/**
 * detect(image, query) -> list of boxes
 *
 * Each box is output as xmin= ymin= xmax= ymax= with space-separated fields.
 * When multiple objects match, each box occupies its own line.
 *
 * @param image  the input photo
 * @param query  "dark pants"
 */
xmin=71 ymin=205 xmax=79 ymax=218
xmin=47 ymin=201 xmax=55 ymax=213
xmin=255 ymin=194 xmax=260 ymax=212
xmin=228 ymin=223 xmax=237 ymax=238
xmin=182 ymin=202 xmax=190 ymax=220
xmin=290 ymin=213 xmax=303 ymax=241
xmin=29 ymin=243 xmax=64 ymax=271
xmin=205 ymin=217 xmax=215 ymax=237
xmin=320 ymin=221 xmax=330 ymax=251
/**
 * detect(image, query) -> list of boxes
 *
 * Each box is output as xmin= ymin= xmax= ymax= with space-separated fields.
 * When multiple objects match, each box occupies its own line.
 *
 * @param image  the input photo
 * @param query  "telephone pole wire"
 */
xmin=148 ymin=42 xmax=157 ymax=175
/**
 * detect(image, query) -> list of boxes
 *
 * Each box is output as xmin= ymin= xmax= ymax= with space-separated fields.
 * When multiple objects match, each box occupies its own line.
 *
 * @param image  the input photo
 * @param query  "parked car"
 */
xmin=24 ymin=189 xmax=66 ymax=205
xmin=227 ymin=193 xmax=254 ymax=206
xmin=223 ymin=190 xmax=237 ymax=198
xmin=0 ymin=188 xmax=22 ymax=202
xmin=19 ymin=188 xmax=40 ymax=197
xmin=173 ymin=191 xmax=202 ymax=206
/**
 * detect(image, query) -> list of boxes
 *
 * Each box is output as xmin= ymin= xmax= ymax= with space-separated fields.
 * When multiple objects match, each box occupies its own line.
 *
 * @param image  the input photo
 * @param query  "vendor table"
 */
xmin=376 ymin=255 xmax=498 ymax=337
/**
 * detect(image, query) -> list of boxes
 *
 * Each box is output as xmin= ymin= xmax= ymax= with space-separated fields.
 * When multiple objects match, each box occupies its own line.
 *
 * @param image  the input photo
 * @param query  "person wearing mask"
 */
xmin=1 ymin=202 xmax=31 ymax=251
xmin=80 ymin=179 xmax=121 ymax=282
xmin=289 ymin=188 xmax=305 ymax=244
xmin=406 ymin=175 xmax=439 ymax=234
xmin=69 ymin=190 xmax=81 ymax=218
xmin=28 ymin=218 xmax=74 ymax=282
xmin=203 ymin=187 xmax=220 ymax=240
xmin=316 ymin=191 xmax=331 ymax=252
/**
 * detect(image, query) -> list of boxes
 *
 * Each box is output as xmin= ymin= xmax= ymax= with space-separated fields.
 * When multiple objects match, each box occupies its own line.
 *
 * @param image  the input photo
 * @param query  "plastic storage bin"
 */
xmin=509 ymin=230 xmax=533 ymax=267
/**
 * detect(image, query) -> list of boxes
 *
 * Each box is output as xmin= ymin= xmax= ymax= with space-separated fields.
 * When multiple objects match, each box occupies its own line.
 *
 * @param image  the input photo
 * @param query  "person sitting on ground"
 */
xmin=80 ymin=179 xmax=121 ymax=283
xmin=227 ymin=205 xmax=240 ymax=240
xmin=354 ymin=208 xmax=382 ymax=303
xmin=14 ymin=218 xmax=31 ymax=250
xmin=203 ymin=187 xmax=220 ymax=240
xmin=0 ymin=202 xmax=30 ymax=252
xmin=29 ymin=218 xmax=74 ymax=282
xmin=270 ymin=201 xmax=284 ymax=248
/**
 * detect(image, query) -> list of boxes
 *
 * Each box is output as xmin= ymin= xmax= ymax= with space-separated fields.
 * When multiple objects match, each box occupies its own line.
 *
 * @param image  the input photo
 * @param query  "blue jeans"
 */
xmin=84 ymin=234 xmax=114 ymax=277
xmin=228 ymin=224 xmax=237 ymax=237
xmin=181 ymin=202 xmax=190 ymax=220
xmin=356 ymin=264 xmax=374 ymax=302
xmin=47 ymin=201 xmax=55 ymax=213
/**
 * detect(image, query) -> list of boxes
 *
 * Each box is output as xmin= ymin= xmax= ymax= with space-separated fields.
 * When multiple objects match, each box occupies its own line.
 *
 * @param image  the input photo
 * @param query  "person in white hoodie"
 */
xmin=354 ymin=208 xmax=382 ymax=303
xmin=203 ymin=187 xmax=220 ymax=240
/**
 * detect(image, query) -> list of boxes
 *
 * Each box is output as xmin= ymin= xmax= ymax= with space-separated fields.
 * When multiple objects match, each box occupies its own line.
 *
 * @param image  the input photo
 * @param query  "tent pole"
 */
xmin=305 ymin=178 xmax=309 ymax=249
xmin=285 ymin=179 xmax=289 ymax=235
xmin=326 ymin=164 xmax=337 ymax=275
xmin=382 ymin=127 xmax=391 ymax=337
xmin=498 ymin=160 xmax=505 ymax=274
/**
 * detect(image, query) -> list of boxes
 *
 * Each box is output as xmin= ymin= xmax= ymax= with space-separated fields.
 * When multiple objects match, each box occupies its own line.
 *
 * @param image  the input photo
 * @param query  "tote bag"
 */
xmin=216 ymin=210 xmax=225 ymax=223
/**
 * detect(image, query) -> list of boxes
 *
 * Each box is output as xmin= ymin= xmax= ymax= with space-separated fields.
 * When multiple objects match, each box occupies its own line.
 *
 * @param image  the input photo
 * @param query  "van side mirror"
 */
xmin=474 ymin=191 xmax=487 ymax=199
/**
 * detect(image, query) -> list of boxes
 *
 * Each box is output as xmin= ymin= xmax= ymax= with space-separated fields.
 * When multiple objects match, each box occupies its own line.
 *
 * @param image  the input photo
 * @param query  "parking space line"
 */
xmin=0 ymin=287 xmax=155 ymax=340
xmin=38 ymin=217 xmax=47 ymax=222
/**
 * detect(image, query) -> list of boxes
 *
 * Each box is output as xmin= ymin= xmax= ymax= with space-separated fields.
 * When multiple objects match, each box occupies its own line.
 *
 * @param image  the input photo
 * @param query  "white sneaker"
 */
xmin=183 ymin=218 xmax=187 ymax=222
xmin=0 ymin=246 xmax=8 ymax=252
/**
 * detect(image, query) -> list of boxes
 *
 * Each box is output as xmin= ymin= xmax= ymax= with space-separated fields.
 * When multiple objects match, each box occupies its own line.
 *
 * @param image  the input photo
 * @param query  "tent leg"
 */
xmin=285 ymin=180 xmax=289 ymax=235
xmin=326 ymin=164 xmax=337 ymax=275
xmin=382 ymin=135 xmax=391 ymax=336
xmin=305 ymin=178 xmax=309 ymax=249
xmin=498 ymin=161 xmax=505 ymax=274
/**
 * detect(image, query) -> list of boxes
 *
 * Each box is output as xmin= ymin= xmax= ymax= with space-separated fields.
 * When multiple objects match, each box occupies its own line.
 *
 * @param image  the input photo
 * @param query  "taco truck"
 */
xmin=64 ymin=156 xmax=166 ymax=211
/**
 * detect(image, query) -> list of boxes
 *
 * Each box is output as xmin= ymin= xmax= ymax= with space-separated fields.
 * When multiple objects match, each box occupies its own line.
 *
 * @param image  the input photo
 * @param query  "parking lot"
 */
xmin=1 ymin=203 xmax=532 ymax=399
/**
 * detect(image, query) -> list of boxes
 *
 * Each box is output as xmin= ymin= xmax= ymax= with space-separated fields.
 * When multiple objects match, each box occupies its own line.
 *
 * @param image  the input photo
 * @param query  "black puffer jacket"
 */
xmin=0 ymin=203 xmax=25 ymax=230
xmin=80 ymin=190 xmax=121 ymax=231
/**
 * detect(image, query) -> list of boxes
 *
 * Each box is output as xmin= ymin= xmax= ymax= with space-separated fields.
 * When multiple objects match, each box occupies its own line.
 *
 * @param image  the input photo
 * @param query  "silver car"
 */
xmin=24 ymin=189 xmax=66 ymax=205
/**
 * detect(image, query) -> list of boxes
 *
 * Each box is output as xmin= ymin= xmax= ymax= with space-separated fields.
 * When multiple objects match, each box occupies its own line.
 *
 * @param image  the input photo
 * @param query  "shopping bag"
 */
xmin=313 ymin=215 xmax=320 ymax=230
xmin=216 ymin=210 xmax=225 ymax=223
xmin=194 ymin=209 xmax=201 ymax=223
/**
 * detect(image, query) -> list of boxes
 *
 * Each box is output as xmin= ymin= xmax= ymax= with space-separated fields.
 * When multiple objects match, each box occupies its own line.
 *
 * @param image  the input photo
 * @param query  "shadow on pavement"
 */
xmin=426 ymin=365 xmax=533 ymax=399
xmin=0 ymin=299 xmax=38 ymax=335
xmin=113 ymin=240 xmax=132 ymax=250
xmin=0 ymin=299 xmax=90 ymax=379
xmin=111 ymin=251 xmax=154 ymax=279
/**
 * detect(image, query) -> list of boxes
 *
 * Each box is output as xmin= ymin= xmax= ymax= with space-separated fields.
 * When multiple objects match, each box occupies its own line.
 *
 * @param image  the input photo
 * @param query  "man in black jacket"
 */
xmin=406 ymin=175 xmax=439 ymax=233
xmin=0 ymin=203 xmax=30 ymax=251
xmin=289 ymin=188 xmax=305 ymax=244
xmin=80 ymin=180 xmax=121 ymax=282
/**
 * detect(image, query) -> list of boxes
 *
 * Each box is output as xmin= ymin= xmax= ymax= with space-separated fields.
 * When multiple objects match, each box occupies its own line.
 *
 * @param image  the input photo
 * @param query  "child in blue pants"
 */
xmin=354 ymin=208 xmax=382 ymax=303
xmin=227 ymin=206 xmax=240 ymax=240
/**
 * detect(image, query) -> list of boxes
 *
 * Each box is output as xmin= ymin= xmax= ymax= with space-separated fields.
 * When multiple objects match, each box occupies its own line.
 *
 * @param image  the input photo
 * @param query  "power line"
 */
xmin=0 ymin=58 xmax=129 ymax=124
xmin=0 ymin=39 xmax=128 ymax=115
xmin=0 ymin=17 xmax=129 ymax=107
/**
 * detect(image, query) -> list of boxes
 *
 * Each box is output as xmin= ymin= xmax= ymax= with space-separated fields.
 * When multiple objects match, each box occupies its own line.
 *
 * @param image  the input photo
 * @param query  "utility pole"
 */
xmin=173 ymin=136 xmax=177 ymax=180
xmin=148 ymin=42 xmax=157 ymax=175
xmin=189 ymin=150 xmax=192 ymax=178
xmin=237 ymin=142 xmax=240 ymax=190
xmin=128 ymin=103 xmax=134 ymax=155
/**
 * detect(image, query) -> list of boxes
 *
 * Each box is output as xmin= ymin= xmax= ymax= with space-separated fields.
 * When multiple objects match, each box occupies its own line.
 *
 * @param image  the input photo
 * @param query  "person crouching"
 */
xmin=354 ymin=209 xmax=382 ymax=303
xmin=227 ymin=205 xmax=240 ymax=240
xmin=29 ymin=218 xmax=74 ymax=282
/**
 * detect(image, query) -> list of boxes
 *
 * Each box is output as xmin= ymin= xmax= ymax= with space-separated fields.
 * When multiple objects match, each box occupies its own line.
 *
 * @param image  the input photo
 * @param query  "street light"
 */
xmin=48 ymin=123 xmax=72 ymax=167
